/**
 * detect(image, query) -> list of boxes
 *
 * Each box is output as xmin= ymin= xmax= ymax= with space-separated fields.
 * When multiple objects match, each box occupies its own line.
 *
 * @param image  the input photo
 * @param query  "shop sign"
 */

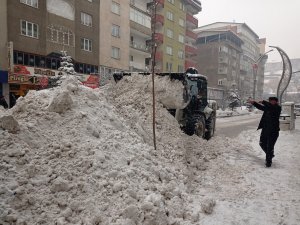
xmin=9 ymin=73 xmax=49 ymax=86
xmin=14 ymin=65 xmax=58 ymax=76
xmin=79 ymin=74 xmax=100 ymax=89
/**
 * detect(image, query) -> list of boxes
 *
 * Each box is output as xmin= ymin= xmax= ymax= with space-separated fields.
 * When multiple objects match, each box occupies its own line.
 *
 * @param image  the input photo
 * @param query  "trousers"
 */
xmin=259 ymin=130 xmax=279 ymax=162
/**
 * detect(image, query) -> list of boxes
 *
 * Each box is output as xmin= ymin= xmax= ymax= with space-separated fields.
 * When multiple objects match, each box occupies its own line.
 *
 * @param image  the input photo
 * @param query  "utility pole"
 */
xmin=150 ymin=0 xmax=158 ymax=150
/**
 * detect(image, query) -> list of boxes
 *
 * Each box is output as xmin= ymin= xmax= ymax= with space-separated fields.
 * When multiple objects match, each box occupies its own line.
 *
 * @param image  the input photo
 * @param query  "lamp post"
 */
xmin=252 ymin=49 xmax=273 ymax=100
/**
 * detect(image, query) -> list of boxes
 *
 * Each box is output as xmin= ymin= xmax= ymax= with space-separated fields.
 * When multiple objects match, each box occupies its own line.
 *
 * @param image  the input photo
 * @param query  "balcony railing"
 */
xmin=186 ymin=29 xmax=197 ymax=40
xmin=185 ymin=45 xmax=197 ymax=54
xmin=154 ymin=14 xmax=164 ymax=25
xmin=186 ymin=14 xmax=198 ymax=27
xmin=154 ymin=33 xmax=164 ymax=43
xmin=130 ymin=41 xmax=151 ymax=53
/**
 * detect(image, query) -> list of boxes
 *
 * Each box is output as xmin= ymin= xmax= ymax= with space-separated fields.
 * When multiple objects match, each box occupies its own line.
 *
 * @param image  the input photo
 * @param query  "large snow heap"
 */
xmin=0 ymin=75 xmax=243 ymax=225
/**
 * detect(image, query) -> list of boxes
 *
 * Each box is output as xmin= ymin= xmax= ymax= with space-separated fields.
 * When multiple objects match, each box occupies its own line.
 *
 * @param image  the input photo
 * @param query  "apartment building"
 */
xmin=129 ymin=0 xmax=152 ymax=72
xmin=1 ymin=0 xmax=100 ymax=100
xmin=195 ymin=22 xmax=266 ymax=100
xmin=194 ymin=30 xmax=243 ymax=98
xmin=153 ymin=0 xmax=201 ymax=72
xmin=99 ymin=0 xmax=130 ymax=79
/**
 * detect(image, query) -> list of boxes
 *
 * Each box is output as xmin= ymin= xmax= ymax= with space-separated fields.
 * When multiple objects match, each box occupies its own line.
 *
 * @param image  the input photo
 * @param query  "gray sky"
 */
xmin=196 ymin=0 xmax=300 ymax=62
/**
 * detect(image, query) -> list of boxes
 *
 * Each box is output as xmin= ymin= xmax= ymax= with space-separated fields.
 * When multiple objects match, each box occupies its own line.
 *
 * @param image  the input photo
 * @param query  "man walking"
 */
xmin=248 ymin=97 xmax=282 ymax=167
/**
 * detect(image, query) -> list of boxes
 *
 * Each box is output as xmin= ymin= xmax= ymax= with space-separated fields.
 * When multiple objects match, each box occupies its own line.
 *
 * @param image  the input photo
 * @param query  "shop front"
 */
xmin=9 ymin=65 xmax=49 ymax=97
xmin=9 ymin=65 xmax=100 ymax=97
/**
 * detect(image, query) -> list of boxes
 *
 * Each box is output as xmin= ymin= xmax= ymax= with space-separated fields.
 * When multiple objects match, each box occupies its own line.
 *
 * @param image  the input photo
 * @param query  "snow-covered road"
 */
xmin=192 ymin=119 xmax=300 ymax=225
xmin=216 ymin=114 xmax=262 ymax=138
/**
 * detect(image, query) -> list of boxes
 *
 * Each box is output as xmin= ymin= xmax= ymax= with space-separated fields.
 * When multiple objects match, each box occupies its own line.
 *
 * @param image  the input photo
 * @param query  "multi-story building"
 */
xmin=129 ymin=0 xmax=152 ymax=72
xmin=194 ymin=30 xmax=243 ymax=106
xmin=1 ymin=0 xmax=100 ymax=103
xmin=99 ymin=0 xmax=130 ymax=79
xmin=194 ymin=22 xmax=266 ymax=100
xmin=153 ymin=0 xmax=201 ymax=72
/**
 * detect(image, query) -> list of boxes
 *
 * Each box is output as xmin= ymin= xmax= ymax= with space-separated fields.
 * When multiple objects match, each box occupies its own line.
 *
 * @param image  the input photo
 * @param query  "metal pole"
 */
xmin=252 ymin=49 xmax=273 ymax=99
xmin=151 ymin=1 xmax=157 ymax=150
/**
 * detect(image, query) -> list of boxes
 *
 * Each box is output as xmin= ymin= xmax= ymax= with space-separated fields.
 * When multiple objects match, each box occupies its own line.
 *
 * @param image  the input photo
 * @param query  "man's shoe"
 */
xmin=265 ymin=161 xmax=272 ymax=167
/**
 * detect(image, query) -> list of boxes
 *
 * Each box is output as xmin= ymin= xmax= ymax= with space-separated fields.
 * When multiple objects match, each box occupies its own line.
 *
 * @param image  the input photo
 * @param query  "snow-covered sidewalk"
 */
xmin=191 ymin=120 xmax=300 ymax=225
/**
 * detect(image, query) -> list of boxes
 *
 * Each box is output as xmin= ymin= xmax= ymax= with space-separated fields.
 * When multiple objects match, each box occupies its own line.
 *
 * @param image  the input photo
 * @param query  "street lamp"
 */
xmin=252 ymin=49 xmax=274 ymax=100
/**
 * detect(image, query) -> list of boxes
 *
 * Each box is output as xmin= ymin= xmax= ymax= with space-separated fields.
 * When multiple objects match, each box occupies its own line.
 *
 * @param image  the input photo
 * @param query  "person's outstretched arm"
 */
xmin=249 ymin=100 xmax=265 ymax=111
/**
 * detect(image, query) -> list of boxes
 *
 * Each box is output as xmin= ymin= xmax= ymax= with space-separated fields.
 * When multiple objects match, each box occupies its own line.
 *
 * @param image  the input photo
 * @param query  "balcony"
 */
xmin=186 ymin=14 xmax=198 ymax=27
xmin=186 ymin=29 xmax=197 ymax=40
xmin=154 ymin=14 xmax=164 ymax=25
xmin=130 ymin=41 xmax=151 ymax=53
xmin=185 ymin=60 xmax=196 ymax=69
xmin=147 ymin=0 xmax=164 ymax=9
xmin=154 ymin=33 xmax=164 ymax=43
xmin=185 ymin=45 xmax=197 ymax=55
xmin=184 ymin=0 xmax=202 ymax=14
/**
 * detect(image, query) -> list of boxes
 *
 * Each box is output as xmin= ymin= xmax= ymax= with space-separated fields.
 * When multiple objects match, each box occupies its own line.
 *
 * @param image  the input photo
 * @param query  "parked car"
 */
xmin=295 ymin=104 xmax=300 ymax=116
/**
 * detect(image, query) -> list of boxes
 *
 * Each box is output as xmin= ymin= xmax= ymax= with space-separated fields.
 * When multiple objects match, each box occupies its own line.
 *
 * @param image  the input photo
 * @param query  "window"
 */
xmin=111 ymin=1 xmax=120 ymax=15
xmin=81 ymin=38 xmax=92 ymax=51
xmin=81 ymin=12 xmax=92 ymax=27
xmin=47 ymin=25 xmax=74 ymax=47
xmin=20 ymin=0 xmax=38 ymax=8
xmin=168 ymin=0 xmax=175 ymax=4
xmin=178 ymin=65 xmax=184 ymax=72
xmin=178 ymin=50 xmax=184 ymax=59
xmin=218 ymin=79 xmax=223 ymax=86
xmin=112 ymin=24 xmax=120 ymax=37
xmin=21 ymin=20 xmax=38 ymax=38
xmin=166 ymin=29 xmax=174 ymax=38
xmin=166 ymin=62 xmax=173 ymax=71
xmin=179 ymin=1 xmax=185 ymax=11
xmin=179 ymin=18 xmax=185 ymax=27
xmin=166 ymin=11 xmax=174 ymax=21
xmin=111 ymin=47 xmax=120 ymax=59
xmin=166 ymin=46 xmax=173 ymax=55
xmin=219 ymin=46 xmax=229 ymax=53
xmin=178 ymin=34 xmax=184 ymax=43
xmin=130 ymin=8 xmax=151 ymax=28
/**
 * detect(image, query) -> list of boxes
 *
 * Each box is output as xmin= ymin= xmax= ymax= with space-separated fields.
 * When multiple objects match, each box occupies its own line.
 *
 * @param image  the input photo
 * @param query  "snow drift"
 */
xmin=1 ymin=76 xmax=239 ymax=225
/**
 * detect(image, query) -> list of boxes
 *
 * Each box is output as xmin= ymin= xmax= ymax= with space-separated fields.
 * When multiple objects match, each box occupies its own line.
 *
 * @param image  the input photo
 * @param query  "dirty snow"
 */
xmin=1 ymin=75 xmax=299 ymax=225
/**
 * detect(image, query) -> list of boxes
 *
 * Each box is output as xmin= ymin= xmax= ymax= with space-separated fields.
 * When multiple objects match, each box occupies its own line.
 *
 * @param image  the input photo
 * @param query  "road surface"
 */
xmin=216 ymin=114 xmax=262 ymax=138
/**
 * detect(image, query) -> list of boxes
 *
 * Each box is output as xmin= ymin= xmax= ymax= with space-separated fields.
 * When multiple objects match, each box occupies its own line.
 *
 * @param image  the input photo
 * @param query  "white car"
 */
xmin=295 ymin=104 xmax=300 ymax=116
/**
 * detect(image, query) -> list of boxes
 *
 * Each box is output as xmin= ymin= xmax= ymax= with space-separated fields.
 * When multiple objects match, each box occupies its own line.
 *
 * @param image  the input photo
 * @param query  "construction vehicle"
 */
xmin=113 ymin=67 xmax=217 ymax=140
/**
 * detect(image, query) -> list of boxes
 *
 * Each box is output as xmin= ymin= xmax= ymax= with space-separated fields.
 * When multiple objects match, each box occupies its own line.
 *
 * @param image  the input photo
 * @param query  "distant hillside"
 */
xmin=265 ymin=58 xmax=300 ymax=76
xmin=264 ymin=58 xmax=300 ymax=95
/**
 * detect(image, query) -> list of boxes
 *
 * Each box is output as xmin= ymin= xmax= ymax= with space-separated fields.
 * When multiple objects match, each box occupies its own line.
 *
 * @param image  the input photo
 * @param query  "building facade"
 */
xmin=1 ymin=0 xmax=100 ymax=100
xmin=153 ymin=0 xmax=201 ymax=72
xmin=194 ymin=22 xmax=266 ymax=101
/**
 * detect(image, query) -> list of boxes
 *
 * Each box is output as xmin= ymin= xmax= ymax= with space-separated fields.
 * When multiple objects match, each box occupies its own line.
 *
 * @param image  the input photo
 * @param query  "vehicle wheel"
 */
xmin=185 ymin=115 xmax=205 ymax=138
xmin=205 ymin=115 xmax=216 ymax=140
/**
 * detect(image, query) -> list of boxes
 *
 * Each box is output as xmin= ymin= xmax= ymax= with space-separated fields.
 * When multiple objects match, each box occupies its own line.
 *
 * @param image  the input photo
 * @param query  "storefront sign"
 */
xmin=14 ymin=65 xmax=57 ymax=77
xmin=34 ymin=68 xmax=56 ymax=76
xmin=79 ymin=74 xmax=100 ymax=89
xmin=9 ymin=73 xmax=48 ymax=86
xmin=11 ymin=65 xmax=98 ymax=88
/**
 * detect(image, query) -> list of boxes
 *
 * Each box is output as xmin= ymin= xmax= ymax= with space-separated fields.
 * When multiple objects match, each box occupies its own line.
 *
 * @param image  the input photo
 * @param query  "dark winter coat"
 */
xmin=253 ymin=100 xmax=281 ymax=133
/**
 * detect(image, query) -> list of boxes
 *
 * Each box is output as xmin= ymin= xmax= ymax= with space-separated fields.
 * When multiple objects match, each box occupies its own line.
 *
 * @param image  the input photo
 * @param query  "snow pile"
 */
xmin=1 ymin=75 xmax=239 ymax=224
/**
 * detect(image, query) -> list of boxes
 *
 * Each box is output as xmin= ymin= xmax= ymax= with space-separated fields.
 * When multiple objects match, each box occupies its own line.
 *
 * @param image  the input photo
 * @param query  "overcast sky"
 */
xmin=196 ymin=0 xmax=300 ymax=63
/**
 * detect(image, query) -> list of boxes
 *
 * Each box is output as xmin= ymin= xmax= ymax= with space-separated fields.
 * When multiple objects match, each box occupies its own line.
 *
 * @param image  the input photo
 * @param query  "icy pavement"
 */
xmin=191 ymin=119 xmax=300 ymax=225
